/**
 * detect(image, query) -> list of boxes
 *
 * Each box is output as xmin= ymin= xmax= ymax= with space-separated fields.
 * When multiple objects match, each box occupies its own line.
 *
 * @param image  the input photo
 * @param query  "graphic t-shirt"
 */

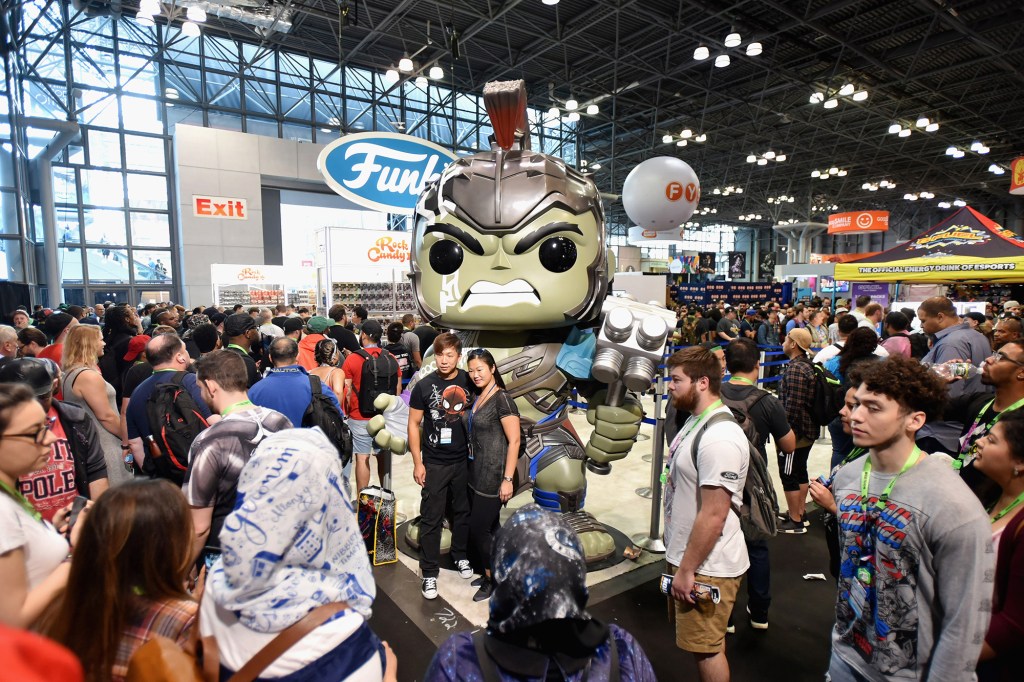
xmin=410 ymin=370 xmax=473 ymax=465
xmin=716 ymin=317 xmax=739 ymax=339
xmin=182 ymin=407 xmax=292 ymax=551
xmin=830 ymin=455 xmax=993 ymax=681
xmin=19 ymin=407 xmax=77 ymax=522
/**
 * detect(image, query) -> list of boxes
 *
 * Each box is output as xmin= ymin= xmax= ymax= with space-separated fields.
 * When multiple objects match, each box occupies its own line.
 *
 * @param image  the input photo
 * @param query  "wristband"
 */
xmin=502 ymin=476 xmax=513 ymax=482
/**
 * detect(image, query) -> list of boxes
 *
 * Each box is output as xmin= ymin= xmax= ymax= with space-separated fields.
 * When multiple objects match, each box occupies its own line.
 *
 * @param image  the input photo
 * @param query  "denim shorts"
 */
xmin=348 ymin=417 xmax=381 ymax=455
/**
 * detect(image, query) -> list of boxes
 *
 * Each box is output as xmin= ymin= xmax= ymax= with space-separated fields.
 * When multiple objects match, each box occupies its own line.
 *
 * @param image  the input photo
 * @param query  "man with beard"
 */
xmin=663 ymin=346 xmax=750 ymax=682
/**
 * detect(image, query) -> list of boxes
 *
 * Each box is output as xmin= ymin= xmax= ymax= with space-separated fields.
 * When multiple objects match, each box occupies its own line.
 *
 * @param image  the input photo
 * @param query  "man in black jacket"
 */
xmin=0 ymin=358 xmax=109 ymax=520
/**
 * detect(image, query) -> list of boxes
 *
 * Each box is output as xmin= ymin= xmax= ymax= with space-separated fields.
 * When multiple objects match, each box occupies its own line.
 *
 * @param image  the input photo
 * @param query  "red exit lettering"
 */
xmin=193 ymin=195 xmax=248 ymax=220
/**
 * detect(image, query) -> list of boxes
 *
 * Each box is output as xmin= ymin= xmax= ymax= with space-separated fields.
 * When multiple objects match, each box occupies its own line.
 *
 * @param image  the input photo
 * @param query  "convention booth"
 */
xmin=314 ymin=226 xmax=415 ymax=315
xmin=210 ymin=264 xmax=316 ymax=308
xmin=834 ymin=206 xmax=1024 ymax=282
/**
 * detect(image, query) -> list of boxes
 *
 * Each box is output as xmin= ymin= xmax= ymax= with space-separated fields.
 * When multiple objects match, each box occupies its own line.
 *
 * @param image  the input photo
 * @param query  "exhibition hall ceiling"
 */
xmin=122 ymin=0 xmax=1024 ymax=226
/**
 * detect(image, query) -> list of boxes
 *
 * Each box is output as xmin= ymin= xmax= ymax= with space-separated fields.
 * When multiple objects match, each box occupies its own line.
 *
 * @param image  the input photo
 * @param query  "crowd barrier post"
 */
xmin=634 ymin=348 xmax=668 ymax=553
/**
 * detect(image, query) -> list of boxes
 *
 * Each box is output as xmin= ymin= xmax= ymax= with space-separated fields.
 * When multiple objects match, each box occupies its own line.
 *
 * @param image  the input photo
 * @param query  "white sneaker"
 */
xmin=421 ymin=577 xmax=438 ymax=600
xmin=455 ymin=559 xmax=473 ymax=579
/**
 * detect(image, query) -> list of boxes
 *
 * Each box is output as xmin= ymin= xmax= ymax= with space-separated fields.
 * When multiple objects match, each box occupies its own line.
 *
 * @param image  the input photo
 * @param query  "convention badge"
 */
xmin=856 ymin=565 xmax=873 ymax=586
xmin=439 ymin=427 xmax=453 ymax=445
xmin=848 ymin=579 xmax=868 ymax=619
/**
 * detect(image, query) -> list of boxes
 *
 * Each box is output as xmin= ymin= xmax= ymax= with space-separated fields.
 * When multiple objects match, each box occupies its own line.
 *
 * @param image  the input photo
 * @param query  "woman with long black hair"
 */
xmin=464 ymin=348 xmax=520 ymax=601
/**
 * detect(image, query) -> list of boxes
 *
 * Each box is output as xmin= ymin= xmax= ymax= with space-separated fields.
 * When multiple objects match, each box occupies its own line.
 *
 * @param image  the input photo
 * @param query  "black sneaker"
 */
xmin=778 ymin=517 xmax=807 ymax=534
xmin=421 ymin=576 xmax=438 ymax=600
xmin=747 ymin=605 xmax=768 ymax=630
xmin=802 ymin=513 xmax=810 ymax=528
xmin=471 ymin=576 xmax=487 ymax=587
xmin=472 ymin=579 xmax=492 ymax=602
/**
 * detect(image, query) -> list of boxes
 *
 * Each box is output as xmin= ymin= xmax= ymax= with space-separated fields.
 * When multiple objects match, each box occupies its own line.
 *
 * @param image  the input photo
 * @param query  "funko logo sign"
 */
xmin=193 ymin=195 xmax=247 ymax=220
xmin=318 ymin=132 xmax=458 ymax=215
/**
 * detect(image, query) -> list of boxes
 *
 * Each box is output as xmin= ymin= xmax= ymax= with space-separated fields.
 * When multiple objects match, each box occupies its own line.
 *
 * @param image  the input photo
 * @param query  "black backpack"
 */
xmin=808 ymin=362 xmax=844 ymax=427
xmin=691 ymin=403 xmax=779 ymax=539
xmin=144 ymin=372 xmax=209 ymax=486
xmin=890 ymin=331 xmax=930 ymax=359
xmin=355 ymin=349 xmax=400 ymax=417
xmin=302 ymin=375 xmax=353 ymax=468
xmin=384 ymin=342 xmax=414 ymax=381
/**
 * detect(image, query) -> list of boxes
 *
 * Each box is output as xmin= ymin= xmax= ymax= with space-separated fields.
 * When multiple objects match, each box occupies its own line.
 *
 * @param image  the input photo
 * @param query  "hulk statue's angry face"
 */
xmin=411 ymin=149 xmax=609 ymax=331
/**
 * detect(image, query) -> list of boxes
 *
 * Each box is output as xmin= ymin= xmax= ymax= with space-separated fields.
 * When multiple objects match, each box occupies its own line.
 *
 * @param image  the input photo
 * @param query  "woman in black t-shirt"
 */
xmin=465 ymin=348 xmax=520 ymax=602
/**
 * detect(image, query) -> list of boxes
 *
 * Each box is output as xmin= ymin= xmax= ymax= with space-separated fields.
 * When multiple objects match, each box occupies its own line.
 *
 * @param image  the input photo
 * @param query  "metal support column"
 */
xmin=634 ymin=349 xmax=667 ymax=553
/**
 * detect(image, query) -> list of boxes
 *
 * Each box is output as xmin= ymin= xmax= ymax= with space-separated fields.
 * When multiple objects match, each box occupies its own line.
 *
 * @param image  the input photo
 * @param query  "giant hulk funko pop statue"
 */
xmin=373 ymin=80 xmax=668 ymax=563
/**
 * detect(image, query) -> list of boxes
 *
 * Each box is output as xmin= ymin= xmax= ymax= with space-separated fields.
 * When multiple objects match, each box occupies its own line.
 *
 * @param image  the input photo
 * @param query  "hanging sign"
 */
xmin=317 ymin=132 xmax=458 ymax=215
xmin=193 ymin=195 xmax=247 ymax=220
xmin=1010 ymin=157 xmax=1024 ymax=196
xmin=827 ymin=210 xmax=889 ymax=234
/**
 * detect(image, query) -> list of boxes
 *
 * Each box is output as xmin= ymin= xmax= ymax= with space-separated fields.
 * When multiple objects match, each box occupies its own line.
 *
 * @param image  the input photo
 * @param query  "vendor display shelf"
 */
xmin=330 ymin=281 xmax=415 ymax=313
xmin=287 ymin=288 xmax=316 ymax=307
xmin=215 ymin=284 xmax=285 ymax=307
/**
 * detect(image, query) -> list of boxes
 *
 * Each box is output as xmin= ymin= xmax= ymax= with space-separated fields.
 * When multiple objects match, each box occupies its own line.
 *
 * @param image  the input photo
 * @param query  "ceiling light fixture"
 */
xmin=565 ymin=98 xmax=579 ymax=111
xmin=970 ymin=141 xmax=983 ymax=152
xmin=186 ymin=5 xmax=206 ymax=22
xmin=938 ymin=201 xmax=951 ymax=209
xmin=139 ymin=0 xmax=160 ymax=14
xmin=724 ymin=31 xmax=742 ymax=48
xmin=398 ymin=57 xmax=414 ymax=72
xmin=681 ymin=128 xmax=692 ymax=138
xmin=415 ymin=76 xmax=428 ymax=87
xmin=586 ymin=104 xmax=599 ymax=115
xmin=715 ymin=54 xmax=730 ymax=68
xmin=546 ymin=106 xmax=559 ymax=119
xmin=852 ymin=90 xmax=869 ymax=101
xmin=763 ymin=150 xmax=775 ymax=159
xmin=838 ymin=83 xmax=855 ymax=97
xmin=811 ymin=170 xmax=820 ymax=178
xmin=746 ymin=154 xmax=756 ymax=163
xmin=429 ymin=65 xmax=444 ymax=79
xmin=663 ymin=134 xmax=674 ymax=144
xmin=925 ymin=122 xmax=939 ymax=132
xmin=566 ymin=112 xmax=580 ymax=122
xmin=746 ymin=42 xmax=762 ymax=56
xmin=181 ymin=20 xmax=201 ymax=37
xmin=695 ymin=133 xmax=707 ymax=142
xmin=898 ymin=127 xmax=911 ymax=137
xmin=915 ymin=116 xmax=930 ymax=128
xmin=775 ymin=154 xmax=787 ymax=162
xmin=757 ymin=158 xmax=768 ymax=166
xmin=837 ymin=169 xmax=848 ymax=176
xmin=676 ymin=139 xmax=688 ymax=146
xmin=888 ymin=123 xmax=902 ymax=134
xmin=591 ymin=163 xmax=601 ymax=170
xmin=542 ymin=0 xmax=560 ymax=5
xmin=823 ymin=98 xmax=838 ymax=109
xmin=810 ymin=92 xmax=825 ymax=104
xmin=384 ymin=67 xmax=399 ymax=84
xmin=978 ymin=145 xmax=990 ymax=154
xmin=953 ymin=199 xmax=967 ymax=206
xmin=952 ymin=149 xmax=965 ymax=158
xmin=828 ymin=167 xmax=839 ymax=175
xmin=694 ymin=45 xmax=710 ymax=61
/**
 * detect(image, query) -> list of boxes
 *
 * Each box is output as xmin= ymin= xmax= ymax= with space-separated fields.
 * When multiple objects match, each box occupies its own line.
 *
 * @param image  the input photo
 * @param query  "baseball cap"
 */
xmin=282 ymin=317 xmax=305 ymax=335
xmin=787 ymin=328 xmax=813 ymax=352
xmin=42 ymin=312 xmax=74 ymax=340
xmin=835 ymin=307 xmax=849 ymax=314
xmin=223 ymin=313 xmax=256 ymax=337
xmin=745 ymin=308 xmax=757 ymax=316
xmin=1004 ymin=300 xmax=1020 ymax=309
xmin=306 ymin=316 xmax=332 ymax=334
xmin=361 ymin=319 xmax=383 ymax=340
xmin=123 ymin=334 xmax=152 ymax=362
xmin=0 ymin=358 xmax=57 ymax=397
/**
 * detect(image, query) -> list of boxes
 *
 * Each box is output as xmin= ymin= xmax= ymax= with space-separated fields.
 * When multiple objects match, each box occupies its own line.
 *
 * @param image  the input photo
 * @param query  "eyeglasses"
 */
xmin=989 ymin=352 xmax=1024 ymax=367
xmin=1 ymin=416 xmax=56 ymax=444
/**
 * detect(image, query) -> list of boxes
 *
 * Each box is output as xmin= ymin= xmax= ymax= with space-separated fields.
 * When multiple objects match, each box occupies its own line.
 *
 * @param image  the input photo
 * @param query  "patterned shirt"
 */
xmin=113 ymin=597 xmax=197 ymax=681
xmin=780 ymin=353 xmax=817 ymax=441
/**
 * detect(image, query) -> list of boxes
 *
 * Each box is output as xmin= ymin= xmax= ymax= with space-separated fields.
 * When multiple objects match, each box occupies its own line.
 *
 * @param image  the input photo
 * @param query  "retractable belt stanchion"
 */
xmin=634 ymin=347 xmax=667 ymax=553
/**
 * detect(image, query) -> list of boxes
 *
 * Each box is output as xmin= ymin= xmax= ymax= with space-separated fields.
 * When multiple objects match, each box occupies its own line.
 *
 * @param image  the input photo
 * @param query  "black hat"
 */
xmin=361 ymin=319 xmax=383 ymax=341
xmin=223 ymin=313 xmax=256 ymax=337
xmin=0 ymin=358 xmax=56 ymax=397
xmin=42 ymin=312 xmax=74 ymax=340
xmin=282 ymin=317 xmax=305 ymax=335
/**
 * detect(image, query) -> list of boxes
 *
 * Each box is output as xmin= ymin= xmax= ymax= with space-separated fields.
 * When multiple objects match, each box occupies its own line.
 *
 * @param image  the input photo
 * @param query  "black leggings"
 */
xmin=468 ymin=490 xmax=503 ymax=574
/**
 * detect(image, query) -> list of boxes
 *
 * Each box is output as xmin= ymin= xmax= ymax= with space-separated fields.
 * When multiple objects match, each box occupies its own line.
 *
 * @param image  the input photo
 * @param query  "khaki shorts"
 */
xmin=666 ymin=564 xmax=742 ymax=653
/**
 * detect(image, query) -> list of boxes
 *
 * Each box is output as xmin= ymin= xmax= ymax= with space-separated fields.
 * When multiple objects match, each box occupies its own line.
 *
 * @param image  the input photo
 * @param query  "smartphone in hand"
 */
xmin=66 ymin=496 xmax=88 ymax=536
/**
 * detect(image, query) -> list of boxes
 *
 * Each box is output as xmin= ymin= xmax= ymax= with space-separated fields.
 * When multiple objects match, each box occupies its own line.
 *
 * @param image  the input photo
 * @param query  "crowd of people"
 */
xmin=0 ymin=292 xmax=1022 ymax=681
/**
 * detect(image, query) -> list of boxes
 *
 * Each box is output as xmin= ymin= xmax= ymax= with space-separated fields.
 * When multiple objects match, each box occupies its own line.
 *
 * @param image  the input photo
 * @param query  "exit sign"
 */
xmin=193 ymin=195 xmax=247 ymax=220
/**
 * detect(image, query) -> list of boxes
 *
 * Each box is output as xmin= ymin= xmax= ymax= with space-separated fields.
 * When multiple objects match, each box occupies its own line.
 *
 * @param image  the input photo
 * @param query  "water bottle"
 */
xmin=926 ymin=362 xmax=983 ymax=380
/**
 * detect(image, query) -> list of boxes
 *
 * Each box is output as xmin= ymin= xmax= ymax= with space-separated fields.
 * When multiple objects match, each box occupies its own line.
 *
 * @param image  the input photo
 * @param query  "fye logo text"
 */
xmin=318 ymin=132 xmax=457 ymax=215
xmin=193 ymin=195 xmax=247 ymax=220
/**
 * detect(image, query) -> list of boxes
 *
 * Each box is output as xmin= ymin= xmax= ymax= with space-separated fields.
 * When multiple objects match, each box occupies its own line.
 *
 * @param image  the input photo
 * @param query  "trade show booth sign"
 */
xmin=827 ymin=210 xmax=889 ymax=234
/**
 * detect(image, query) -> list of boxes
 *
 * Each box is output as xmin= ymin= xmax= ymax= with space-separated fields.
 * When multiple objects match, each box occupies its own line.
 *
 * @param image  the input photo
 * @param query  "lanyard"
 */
xmin=153 ymin=368 xmax=178 ymax=373
xmin=468 ymin=384 xmax=497 ymax=434
xmin=989 ymin=490 xmax=1024 ymax=523
xmin=227 ymin=344 xmax=249 ymax=354
xmin=729 ymin=377 xmax=755 ymax=386
xmin=221 ymin=399 xmax=253 ymax=417
xmin=958 ymin=397 xmax=1024 ymax=462
xmin=0 ymin=478 xmax=42 ymax=523
xmin=662 ymin=399 xmax=723 ymax=485
xmin=842 ymin=447 xmax=867 ymax=466
xmin=860 ymin=446 xmax=922 ymax=515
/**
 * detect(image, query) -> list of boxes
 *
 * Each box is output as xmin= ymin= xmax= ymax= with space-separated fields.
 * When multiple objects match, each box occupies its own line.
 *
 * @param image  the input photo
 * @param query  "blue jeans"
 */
xmin=745 ymin=537 xmax=770 ymax=615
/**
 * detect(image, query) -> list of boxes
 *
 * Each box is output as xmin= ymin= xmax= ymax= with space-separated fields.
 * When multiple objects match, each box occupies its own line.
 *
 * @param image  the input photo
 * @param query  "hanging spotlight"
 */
xmin=953 ymin=199 xmax=967 ymax=206
xmin=970 ymin=141 xmax=983 ymax=152
xmin=695 ymin=133 xmax=707 ymax=142
xmin=757 ymin=158 xmax=768 ymax=166
xmin=898 ymin=127 xmax=911 ymax=137
xmin=676 ymin=139 xmax=688 ymax=147
xmin=135 ymin=11 xmax=156 ymax=26
xmin=693 ymin=45 xmax=710 ymax=61
xmin=714 ymin=54 xmax=730 ymax=68
xmin=811 ymin=170 xmax=820 ymax=178
xmin=810 ymin=92 xmax=825 ymax=104
xmin=662 ymin=134 xmax=674 ymax=144
xmin=546 ymin=106 xmax=559 ymax=119
xmin=681 ymin=128 xmax=692 ymax=138
xmin=828 ymin=167 xmax=839 ymax=175
xmin=724 ymin=32 xmax=742 ymax=48
xmin=398 ymin=57 xmax=414 ymax=72
xmin=566 ymin=112 xmax=580 ymax=122
xmin=542 ymin=0 xmax=560 ymax=5
xmin=591 ymin=163 xmax=601 ymax=169
xmin=945 ymin=146 xmax=958 ymax=156
xmin=746 ymin=154 xmax=756 ymax=163
xmin=763 ymin=150 xmax=775 ymax=159
xmin=139 ymin=0 xmax=160 ymax=14
xmin=888 ymin=123 xmax=901 ymax=134
xmin=775 ymin=154 xmax=787 ymax=162
xmin=837 ymin=169 xmax=848 ymax=176
xmin=915 ymin=116 xmax=930 ymax=128
xmin=186 ymin=5 xmax=206 ymax=22
xmin=415 ymin=76 xmax=428 ymax=87
xmin=181 ymin=20 xmax=201 ymax=37
xmin=746 ymin=42 xmax=762 ymax=56
xmin=838 ymin=83 xmax=855 ymax=96
xmin=565 ymin=98 xmax=579 ymax=111
xmin=937 ymin=201 xmax=951 ymax=209
xmin=852 ymin=90 xmax=869 ymax=101
xmin=823 ymin=98 xmax=838 ymax=109
xmin=978 ymin=145 xmax=990 ymax=154
xmin=952 ymin=149 xmax=965 ymax=158
xmin=586 ymin=104 xmax=599 ymax=115
xmin=384 ymin=67 xmax=399 ymax=84
xmin=925 ymin=122 xmax=939 ymax=132
xmin=429 ymin=65 xmax=444 ymax=79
